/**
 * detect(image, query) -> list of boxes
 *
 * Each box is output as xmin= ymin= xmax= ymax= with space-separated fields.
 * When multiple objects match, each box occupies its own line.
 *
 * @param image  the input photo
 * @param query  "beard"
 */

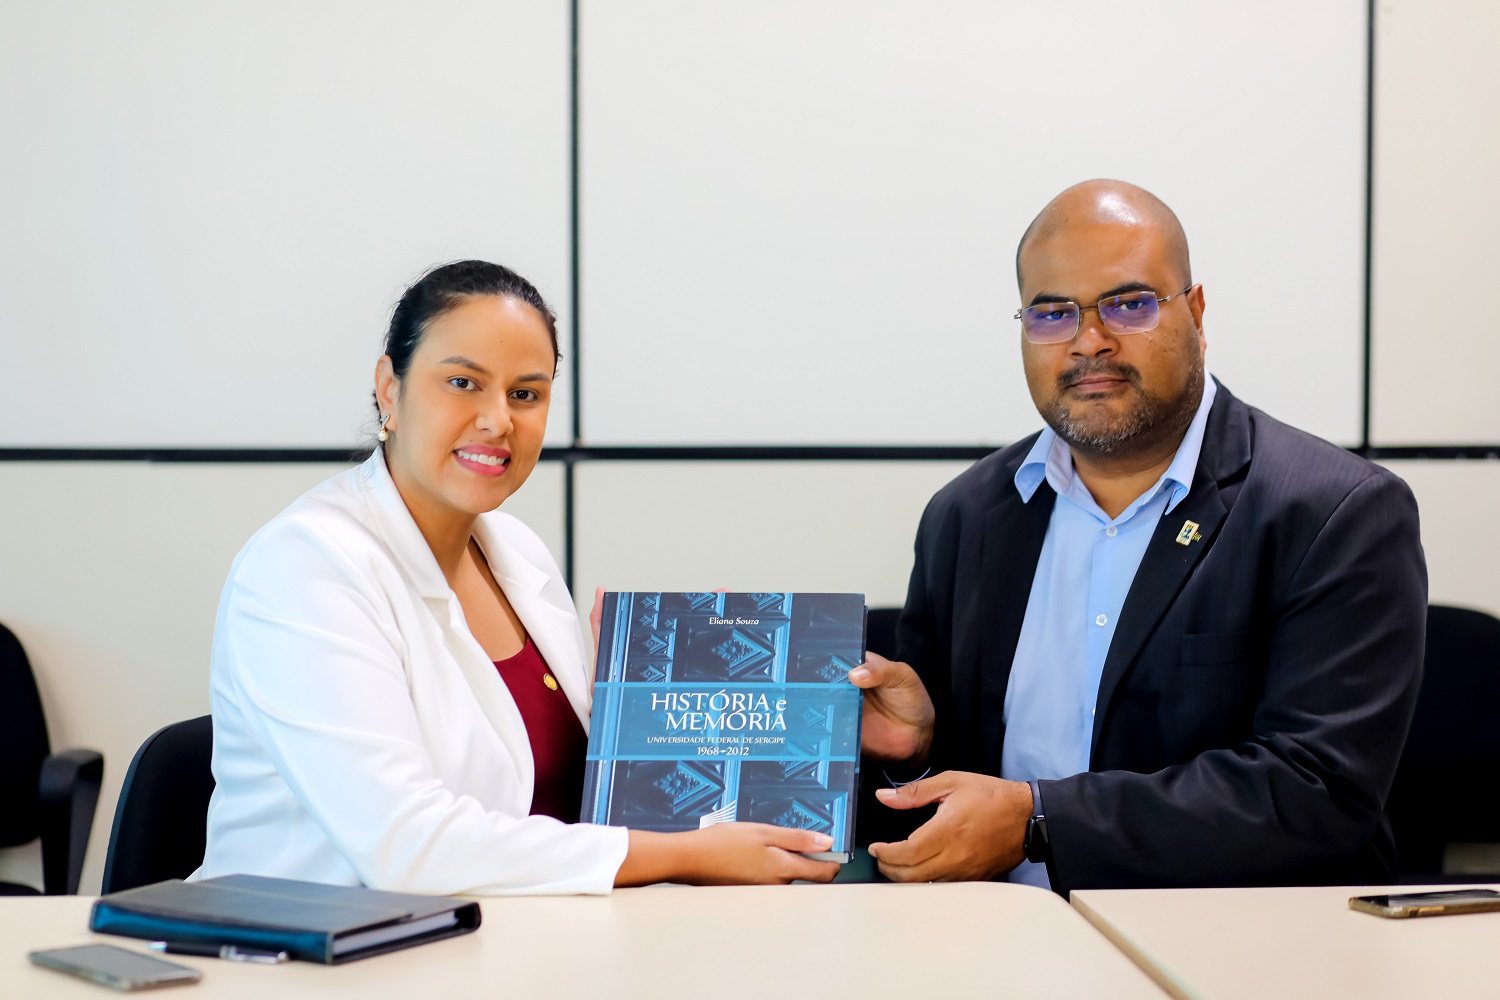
xmin=1040 ymin=352 xmax=1204 ymax=459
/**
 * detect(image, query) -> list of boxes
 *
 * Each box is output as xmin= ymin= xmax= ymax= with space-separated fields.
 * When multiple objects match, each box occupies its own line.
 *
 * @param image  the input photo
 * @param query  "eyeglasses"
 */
xmin=1014 ymin=285 xmax=1195 ymax=344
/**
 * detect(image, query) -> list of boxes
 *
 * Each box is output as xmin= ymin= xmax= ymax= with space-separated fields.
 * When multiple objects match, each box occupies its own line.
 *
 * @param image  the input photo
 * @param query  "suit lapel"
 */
xmin=1088 ymin=383 xmax=1253 ymax=757
xmin=979 ymin=482 xmax=1055 ymax=774
xmin=1088 ymin=477 xmax=1226 ymax=756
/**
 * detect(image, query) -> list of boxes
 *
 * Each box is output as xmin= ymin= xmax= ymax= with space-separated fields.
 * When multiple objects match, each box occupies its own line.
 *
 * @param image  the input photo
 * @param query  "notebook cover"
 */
xmin=89 ymin=874 xmax=481 ymax=964
xmin=583 ymin=592 xmax=865 ymax=862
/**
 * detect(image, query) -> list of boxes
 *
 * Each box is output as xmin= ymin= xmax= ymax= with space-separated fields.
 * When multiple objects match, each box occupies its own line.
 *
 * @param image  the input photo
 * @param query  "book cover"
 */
xmin=583 ymin=592 xmax=865 ymax=863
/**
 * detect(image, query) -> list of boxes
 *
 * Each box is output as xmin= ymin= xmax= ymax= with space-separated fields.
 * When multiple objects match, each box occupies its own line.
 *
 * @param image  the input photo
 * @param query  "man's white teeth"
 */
xmin=458 ymin=451 xmax=506 ymax=466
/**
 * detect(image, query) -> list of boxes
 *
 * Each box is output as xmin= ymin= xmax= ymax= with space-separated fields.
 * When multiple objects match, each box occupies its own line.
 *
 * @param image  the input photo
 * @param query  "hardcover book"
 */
xmin=583 ymin=592 xmax=865 ymax=863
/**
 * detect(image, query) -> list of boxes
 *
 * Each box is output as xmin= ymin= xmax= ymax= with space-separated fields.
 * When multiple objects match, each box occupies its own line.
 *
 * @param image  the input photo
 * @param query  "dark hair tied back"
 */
xmin=381 ymin=260 xmax=560 ymax=405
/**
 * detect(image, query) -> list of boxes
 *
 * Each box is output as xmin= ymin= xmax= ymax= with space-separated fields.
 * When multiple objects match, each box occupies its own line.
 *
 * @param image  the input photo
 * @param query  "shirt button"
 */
xmin=1105 ymin=526 xmax=1118 ymax=537
xmin=1095 ymin=613 xmax=1108 ymax=627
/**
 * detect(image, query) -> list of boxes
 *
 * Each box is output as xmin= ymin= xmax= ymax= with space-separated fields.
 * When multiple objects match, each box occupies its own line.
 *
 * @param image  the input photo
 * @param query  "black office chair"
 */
xmin=865 ymin=606 xmax=902 ymax=661
xmin=0 ymin=623 xmax=104 ymax=896
xmin=101 ymin=716 xmax=215 ymax=894
xmin=1387 ymin=604 xmax=1500 ymax=881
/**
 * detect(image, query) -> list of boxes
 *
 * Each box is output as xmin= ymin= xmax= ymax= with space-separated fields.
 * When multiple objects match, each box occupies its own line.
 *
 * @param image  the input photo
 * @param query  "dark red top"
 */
xmin=493 ymin=636 xmax=587 ymax=823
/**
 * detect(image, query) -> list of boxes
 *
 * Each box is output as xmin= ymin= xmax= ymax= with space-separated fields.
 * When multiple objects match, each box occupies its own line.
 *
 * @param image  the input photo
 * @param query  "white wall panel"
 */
xmin=1380 ymin=460 xmax=1500 ymax=618
xmin=572 ymin=460 xmax=972 ymax=622
xmin=1371 ymin=0 xmax=1500 ymax=444
xmin=0 ymin=1 xmax=573 ymax=448
xmin=581 ymin=1 xmax=1366 ymax=446
xmin=0 ymin=459 xmax=564 ymax=893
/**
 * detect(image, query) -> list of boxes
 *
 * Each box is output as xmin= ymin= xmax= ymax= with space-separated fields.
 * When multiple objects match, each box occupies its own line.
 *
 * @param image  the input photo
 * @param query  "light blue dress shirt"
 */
xmin=1004 ymin=374 xmax=1216 ymax=889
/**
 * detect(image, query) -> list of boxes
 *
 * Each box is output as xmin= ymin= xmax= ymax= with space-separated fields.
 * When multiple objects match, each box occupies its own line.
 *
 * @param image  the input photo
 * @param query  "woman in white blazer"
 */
xmin=194 ymin=261 xmax=838 ymax=894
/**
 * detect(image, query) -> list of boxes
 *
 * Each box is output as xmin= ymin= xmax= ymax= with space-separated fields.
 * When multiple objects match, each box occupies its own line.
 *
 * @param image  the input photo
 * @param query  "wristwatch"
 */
xmin=1023 ymin=780 xmax=1051 ymax=865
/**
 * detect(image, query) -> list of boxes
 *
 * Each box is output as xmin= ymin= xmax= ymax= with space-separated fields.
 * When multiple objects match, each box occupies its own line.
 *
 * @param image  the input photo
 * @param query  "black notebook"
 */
xmin=89 ymin=874 xmax=481 ymax=964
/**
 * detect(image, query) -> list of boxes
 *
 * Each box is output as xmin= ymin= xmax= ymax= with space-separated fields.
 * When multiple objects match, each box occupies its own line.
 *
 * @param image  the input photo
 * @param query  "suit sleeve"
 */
xmin=211 ymin=516 xmax=628 ymax=896
xmin=1040 ymin=471 xmax=1426 ymax=891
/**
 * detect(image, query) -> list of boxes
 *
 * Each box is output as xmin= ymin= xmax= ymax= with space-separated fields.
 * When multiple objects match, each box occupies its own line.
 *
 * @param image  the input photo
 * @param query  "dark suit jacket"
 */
xmin=883 ymin=382 xmax=1427 ymax=893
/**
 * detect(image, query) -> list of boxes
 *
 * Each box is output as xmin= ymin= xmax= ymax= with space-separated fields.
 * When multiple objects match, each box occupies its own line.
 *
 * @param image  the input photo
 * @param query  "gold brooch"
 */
xmin=542 ymin=673 xmax=559 ymax=691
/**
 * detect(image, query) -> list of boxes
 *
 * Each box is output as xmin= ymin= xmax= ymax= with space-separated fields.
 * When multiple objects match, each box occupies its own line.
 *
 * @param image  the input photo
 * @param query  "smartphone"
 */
xmin=29 ymin=944 xmax=203 ymax=991
xmin=1349 ymin=888 xmax=1500 ymax=918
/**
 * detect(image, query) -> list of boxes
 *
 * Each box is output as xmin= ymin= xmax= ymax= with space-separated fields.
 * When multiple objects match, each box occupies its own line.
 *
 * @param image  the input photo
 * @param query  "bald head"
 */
xmin=1015 ymin=180 xmax=1191 ymax=292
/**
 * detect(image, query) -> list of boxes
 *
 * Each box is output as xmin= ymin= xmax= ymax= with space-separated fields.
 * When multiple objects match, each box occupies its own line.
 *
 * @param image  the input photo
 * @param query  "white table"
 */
xmin=1073 ymin=883 xmax=1500 ymax=999
xmin=4 ymin=883 xmax=1164 ymax=998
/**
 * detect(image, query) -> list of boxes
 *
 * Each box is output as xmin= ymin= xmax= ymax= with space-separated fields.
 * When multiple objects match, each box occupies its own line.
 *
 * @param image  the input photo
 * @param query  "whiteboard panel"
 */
xmin=0 ymin=1 xmax=572 ymax=448
xmin=572 ymin=460 xmax=972 ymax=622
xmin=581 ymin=0 xmax=1366 ymax=446
xmin=1370 ymin=0 xmax=1500 ymax=444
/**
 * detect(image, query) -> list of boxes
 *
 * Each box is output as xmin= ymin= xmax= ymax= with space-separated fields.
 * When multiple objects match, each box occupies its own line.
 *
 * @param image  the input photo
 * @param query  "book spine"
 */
xmin=88 ymin=902 xmax=334 ymax=963
xmin=582 ymin=591 xmax=624 ymax=825
xmin=593 ymin=590 xmax=625 ymax=683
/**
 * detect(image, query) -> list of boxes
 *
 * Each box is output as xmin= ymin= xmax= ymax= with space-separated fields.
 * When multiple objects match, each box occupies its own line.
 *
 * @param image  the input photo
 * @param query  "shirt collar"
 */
xmin=1014 ymin=371 xmax=1217 ymax=516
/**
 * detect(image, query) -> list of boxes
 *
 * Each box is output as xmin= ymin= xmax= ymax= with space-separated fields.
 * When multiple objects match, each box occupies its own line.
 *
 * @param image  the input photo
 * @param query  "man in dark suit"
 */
xmin=852 ymin=179 xmax=1426 ymax=893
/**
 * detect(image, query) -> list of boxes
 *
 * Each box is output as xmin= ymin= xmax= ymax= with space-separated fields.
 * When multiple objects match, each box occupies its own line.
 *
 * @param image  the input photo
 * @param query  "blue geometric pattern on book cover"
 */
xmin=582 ymin=592 xmax=864 ymax=855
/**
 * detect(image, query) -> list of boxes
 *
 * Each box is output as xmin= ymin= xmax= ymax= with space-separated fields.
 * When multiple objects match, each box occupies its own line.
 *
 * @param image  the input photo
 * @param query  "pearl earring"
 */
xmin=378 ymin=413 xmax=391 ymax=443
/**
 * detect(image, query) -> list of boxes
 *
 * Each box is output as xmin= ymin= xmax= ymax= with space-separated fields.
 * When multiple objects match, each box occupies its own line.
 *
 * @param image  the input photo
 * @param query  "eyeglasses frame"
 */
xmin=1013 ymin=284 xmax=1198 ymax=344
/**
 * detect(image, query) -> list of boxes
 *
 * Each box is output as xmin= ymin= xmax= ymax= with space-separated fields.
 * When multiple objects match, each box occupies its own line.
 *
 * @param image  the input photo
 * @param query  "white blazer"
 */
xmin=192 ymin=450 xmax=628 ymax=895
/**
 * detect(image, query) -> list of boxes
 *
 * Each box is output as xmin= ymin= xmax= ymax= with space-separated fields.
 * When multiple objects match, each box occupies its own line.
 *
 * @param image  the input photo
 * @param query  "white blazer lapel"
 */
xmin=358 ymin=449 xmax=535 ymax=805
xmin=471 ymin=519 xmax=594 ymax=728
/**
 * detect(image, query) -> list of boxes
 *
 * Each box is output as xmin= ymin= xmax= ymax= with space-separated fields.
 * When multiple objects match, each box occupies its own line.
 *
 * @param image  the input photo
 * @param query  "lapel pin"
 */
xmin=1175 ymin=520 xmax=1201 ymax=546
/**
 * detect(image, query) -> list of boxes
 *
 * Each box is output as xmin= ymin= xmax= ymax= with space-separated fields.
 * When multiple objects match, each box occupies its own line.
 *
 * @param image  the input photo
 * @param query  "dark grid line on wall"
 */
xmin=4 ymin=445 xmax=1498 ymax=464
xmin=565 ymin=0 xmax=582 ymax=586
xmin=569 ymin=0 xmax=582 ymax=450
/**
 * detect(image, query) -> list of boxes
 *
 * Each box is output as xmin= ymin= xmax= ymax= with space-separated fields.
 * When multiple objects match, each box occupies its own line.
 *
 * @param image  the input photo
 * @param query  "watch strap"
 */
xmin=1023 ymin=779 xmax=1051 ymax=865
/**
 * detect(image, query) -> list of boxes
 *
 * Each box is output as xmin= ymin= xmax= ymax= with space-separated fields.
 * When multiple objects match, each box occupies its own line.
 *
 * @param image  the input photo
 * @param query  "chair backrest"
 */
xmin=865 ymin=607 xmax=902 ymax=662
xmin=1387 ymin=605 xmax=1500 ymax=877
xmin=101 ymin=716 xmax=215 ymax=894
xmin=0 ymin=623 xmax=51 ymax=848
